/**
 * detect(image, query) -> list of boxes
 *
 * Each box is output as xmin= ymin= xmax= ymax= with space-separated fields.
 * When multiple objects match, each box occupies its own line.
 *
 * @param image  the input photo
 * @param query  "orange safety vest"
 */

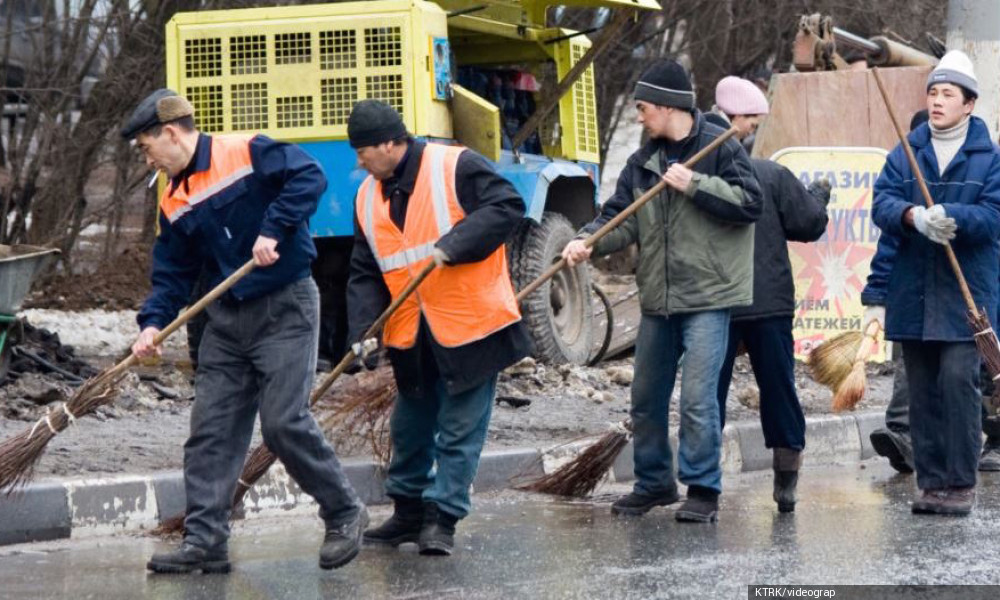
xmin=355 ymin=143 xmax=521 ymax=349
xmin=160 ymin=135 xmax=254 ymax=223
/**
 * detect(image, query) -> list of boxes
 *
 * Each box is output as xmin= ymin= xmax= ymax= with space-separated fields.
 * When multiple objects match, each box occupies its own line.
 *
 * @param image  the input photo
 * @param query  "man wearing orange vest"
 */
xmin=345 ymin=99 xmax=532 ymax=556
xmin=125 ymin=89 xmax=367 ymax=573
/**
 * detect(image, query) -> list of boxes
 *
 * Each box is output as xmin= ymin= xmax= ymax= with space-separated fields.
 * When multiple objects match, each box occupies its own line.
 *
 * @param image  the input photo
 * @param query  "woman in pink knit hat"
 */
xmin=706 ymin=76 xmax=832 ymax=514
xmin=709 ymin=76 xmax=770 ymax=152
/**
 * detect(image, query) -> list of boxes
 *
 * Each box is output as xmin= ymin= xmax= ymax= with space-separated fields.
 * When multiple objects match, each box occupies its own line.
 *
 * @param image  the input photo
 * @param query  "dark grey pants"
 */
xmin=902 ymin=341 xmax=982 ymax=490
xmin=183 ymin=277 xmax=361 ymax=550
xmin=885 ymin=342 xmax=910 ymax=433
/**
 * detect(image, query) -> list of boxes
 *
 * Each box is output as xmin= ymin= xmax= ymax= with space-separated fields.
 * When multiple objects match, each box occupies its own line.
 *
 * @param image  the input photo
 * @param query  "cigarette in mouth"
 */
xmin=147 ymin=169 xmax=161 ymax=189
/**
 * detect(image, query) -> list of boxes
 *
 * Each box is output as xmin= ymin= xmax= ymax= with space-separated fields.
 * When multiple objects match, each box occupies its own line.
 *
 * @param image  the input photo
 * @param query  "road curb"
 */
xmin=0 ymin=411 xmax=884 ymax=546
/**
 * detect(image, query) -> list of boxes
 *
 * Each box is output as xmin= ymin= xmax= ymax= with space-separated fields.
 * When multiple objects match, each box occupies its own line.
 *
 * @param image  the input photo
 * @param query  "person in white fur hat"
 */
xmin=870 ymin=49 xmax=1000 ymax=516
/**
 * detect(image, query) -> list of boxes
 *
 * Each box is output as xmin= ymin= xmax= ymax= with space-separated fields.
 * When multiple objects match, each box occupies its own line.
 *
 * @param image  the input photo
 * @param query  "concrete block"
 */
xmin=854 ymin=411 xmax=887 ymax=460
xmin=611 ymin=440 xmax=635 ymax=482
xmin=65 ymin=476 xmax=158 ymax=536
xmin=150 ymin=472 xmax=185 ymax=521
xmin=802 ymin=415 xmax=862 ymax=466
xmin=0 ymin=481 xmax=70 ymax=545
xmin=735 ymin=423 xmax=770 ymax=472
xmin=342 ymin=458 xmax=389 ymax=506
xmin=474 ymin=448 xmax=541 ymax=492
xmin=720 ymin=425 xmax=743 ymax=475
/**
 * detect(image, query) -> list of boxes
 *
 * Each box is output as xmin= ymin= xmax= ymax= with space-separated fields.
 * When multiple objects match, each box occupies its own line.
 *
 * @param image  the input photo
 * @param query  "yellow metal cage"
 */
xmin=166 ymin=0 xmax=601 ymax=163
xmin=165 ymin=0 xmax=452 ymax=142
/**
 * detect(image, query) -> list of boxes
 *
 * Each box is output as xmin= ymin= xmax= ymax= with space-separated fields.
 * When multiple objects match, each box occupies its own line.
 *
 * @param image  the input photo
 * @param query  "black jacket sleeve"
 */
xmin=773 ymin=164 xmax=830 ymax=242
xmin=434 ymin=150 xmax=526 ymax=264
xmin=687 ymin=138 xmax=763 ymax=224
xmin=345 ymin=213 xmax=391 ymax=346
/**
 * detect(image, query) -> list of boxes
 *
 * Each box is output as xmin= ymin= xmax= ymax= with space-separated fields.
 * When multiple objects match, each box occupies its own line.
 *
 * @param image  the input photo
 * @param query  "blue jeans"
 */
xmin=632 ymin=311 xmax=730 ymax=496
xmin=385 ymin=375 xmax=496 ymax=519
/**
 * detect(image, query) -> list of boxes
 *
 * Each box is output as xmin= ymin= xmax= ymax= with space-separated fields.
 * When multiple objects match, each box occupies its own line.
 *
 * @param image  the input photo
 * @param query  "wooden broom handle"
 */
xmin=313 ymin=261 xmax=437 ymax=400
xmin=871 ymin=67 xmax=980 ymax=316
xmin=854 ymin=318 xmax=882 ymax=362
xmin=516 ymin=126 xmax=740 ymax=301
xmin=107 ymin=259 xmax=257 ymax=377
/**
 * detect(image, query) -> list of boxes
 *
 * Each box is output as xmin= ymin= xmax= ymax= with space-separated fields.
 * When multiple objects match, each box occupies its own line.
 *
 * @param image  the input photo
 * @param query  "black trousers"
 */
xmin=717 ymin=316 xmax=806 ymax=450
xmin=902 ymin=341 xmax=981 ymax=490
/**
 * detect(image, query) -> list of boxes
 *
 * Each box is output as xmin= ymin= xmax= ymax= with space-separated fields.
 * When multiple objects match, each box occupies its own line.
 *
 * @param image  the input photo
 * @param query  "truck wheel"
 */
xmin=509 ymin=212 xmax=593 ymax=365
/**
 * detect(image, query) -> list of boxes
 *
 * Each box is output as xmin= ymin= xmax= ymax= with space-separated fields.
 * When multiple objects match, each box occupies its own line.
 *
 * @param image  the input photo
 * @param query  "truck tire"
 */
xmin=509 ymin=212 xmax=593 ymax=364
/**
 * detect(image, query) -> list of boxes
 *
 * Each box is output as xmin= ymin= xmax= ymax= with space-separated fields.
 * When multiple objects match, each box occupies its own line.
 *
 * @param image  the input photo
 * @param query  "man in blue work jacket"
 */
xmin=125 ymin=89 xmax=367 ymax=573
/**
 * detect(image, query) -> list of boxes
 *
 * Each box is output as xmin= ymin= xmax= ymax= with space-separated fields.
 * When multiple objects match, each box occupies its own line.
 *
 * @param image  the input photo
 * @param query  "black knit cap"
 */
xmin=634 ymin=59 xmax=696 ymax=110
xmin=347 ymin=99 xmax=407 ymax=148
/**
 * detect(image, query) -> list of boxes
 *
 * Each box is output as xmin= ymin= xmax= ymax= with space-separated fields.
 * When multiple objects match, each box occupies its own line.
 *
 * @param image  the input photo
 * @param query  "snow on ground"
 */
xmin=19 ymin=309 xmax=188 ymax=357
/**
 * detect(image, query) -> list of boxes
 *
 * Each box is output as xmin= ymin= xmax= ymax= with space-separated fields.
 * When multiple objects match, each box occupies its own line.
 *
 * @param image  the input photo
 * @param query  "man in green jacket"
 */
xmin=564 ymin=59 xmax=762 ymax=522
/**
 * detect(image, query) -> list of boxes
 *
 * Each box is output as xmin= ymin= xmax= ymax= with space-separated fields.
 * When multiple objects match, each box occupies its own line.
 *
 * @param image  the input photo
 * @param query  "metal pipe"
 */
xmin=868 ymin=37 xmax=938 ymax=67
xmin=832 ymin=27 xmax=880 ymax=54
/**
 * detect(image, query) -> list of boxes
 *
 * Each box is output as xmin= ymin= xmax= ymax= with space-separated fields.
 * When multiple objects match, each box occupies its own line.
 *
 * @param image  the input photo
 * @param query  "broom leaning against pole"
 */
xmin=871 ymin=67 xmax=1000 ymax=383
xmin=0 ymin=259 xmax=257 ymax=494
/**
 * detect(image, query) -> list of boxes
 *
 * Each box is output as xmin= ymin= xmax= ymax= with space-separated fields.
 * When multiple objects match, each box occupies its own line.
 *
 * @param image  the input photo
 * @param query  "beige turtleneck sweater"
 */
xmin=929 ymin=116 xmax=970 ymax=175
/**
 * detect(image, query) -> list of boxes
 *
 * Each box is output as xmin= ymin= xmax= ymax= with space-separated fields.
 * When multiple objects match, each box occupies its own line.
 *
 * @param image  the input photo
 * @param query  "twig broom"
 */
xmin=0 ymin=259 xmax=257 ymax=494
xmin=831 ymin=320 xmax=882 ymax=412
xmin=872 ymin=67 xmax=1000 ymax=384
xmin=519 ymin=126 xmax=739 ymax=497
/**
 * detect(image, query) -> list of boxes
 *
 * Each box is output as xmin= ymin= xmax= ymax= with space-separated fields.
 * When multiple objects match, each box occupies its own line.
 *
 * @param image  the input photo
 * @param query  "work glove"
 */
xmin=345 ymin=337 xmax=380 ymax=374
xmin=911 ymin=205 xmax=956 ymax=245
xmin=432 ymin=247 xmax=451 ymax=268
xmin=807 ymin=178 xmax=832 ymax=206
xmin=862 ymin=305 xmax=885 ymax=333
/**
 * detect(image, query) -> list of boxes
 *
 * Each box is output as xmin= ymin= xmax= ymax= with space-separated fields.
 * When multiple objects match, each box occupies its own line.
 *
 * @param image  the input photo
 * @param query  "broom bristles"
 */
xmin=808 ymin=331 xmax=864 ymax=389
xmin=518 ymin=426 xmax=631 ymax=497
xmin=832 ymin=361 xmax=867 ymax=412
xmin=0 ymin=371 xmax=121 ymax=494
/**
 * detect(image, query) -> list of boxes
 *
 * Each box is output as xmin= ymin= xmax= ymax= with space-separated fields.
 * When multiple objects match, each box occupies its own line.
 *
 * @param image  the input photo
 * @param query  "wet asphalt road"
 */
xmin=2 ymin=462 xmax=1000 ymax=599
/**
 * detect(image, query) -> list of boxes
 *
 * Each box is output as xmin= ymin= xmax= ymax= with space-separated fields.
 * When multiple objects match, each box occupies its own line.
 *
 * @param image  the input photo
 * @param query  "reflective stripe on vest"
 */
xmin=360 ymin=145 xmax=454 ymax=273
xmin=160 ymin=135 xmax=254 ymax=224
xmin=355 ymin=143 xmax=521 ymax=349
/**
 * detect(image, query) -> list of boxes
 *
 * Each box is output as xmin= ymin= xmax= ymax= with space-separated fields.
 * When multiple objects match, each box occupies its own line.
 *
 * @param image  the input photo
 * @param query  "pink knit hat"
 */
xmin=715 ymin=76 xmax=769 ymax=116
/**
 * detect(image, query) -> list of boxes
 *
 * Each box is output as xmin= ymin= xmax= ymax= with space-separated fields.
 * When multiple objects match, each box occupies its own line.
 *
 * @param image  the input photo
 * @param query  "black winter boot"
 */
xmin=147 ymin=542 xmax=230 ymax=574
xmin=418 ymin=502 xmax=458 ymax=556
xmin=773 ymin=448 xmax=803 ymax=513
xmin=610 ymin=488 xmax=680 ymax=516
xmin=675 ymin=486 xmax=719 ymax=523
xmin=979 ymin=418 xmax=1000 ymax=472
xmin=319 ymin=507 xmax=369 ymax=570
xmin=364 ymin=496 xmax=424 ymax=547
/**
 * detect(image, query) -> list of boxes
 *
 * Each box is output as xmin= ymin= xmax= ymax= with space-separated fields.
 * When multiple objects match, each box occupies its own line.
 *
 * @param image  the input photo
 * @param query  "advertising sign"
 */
xmin=771 ymin=147 xmax=889 ymax=361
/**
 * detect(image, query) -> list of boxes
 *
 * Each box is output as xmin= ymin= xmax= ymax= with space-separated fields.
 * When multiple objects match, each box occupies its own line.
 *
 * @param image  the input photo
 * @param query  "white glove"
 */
xmin=863 ymin=305 xmax=885 ymax=332
xmin=912 ymin=205 xmax=956 ymax=245
xmin=432 ymin=247 xmax=451 ymax=268
xmin=351 ymin=337 xmax=379 ymax=359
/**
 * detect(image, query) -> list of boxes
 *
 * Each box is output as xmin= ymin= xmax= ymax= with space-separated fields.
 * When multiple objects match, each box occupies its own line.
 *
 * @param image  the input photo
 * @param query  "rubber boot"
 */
xmin=363 ymin=495 xmax=424 ymax=547
xmin=773 ymin=448 xmax=802 ymax=513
